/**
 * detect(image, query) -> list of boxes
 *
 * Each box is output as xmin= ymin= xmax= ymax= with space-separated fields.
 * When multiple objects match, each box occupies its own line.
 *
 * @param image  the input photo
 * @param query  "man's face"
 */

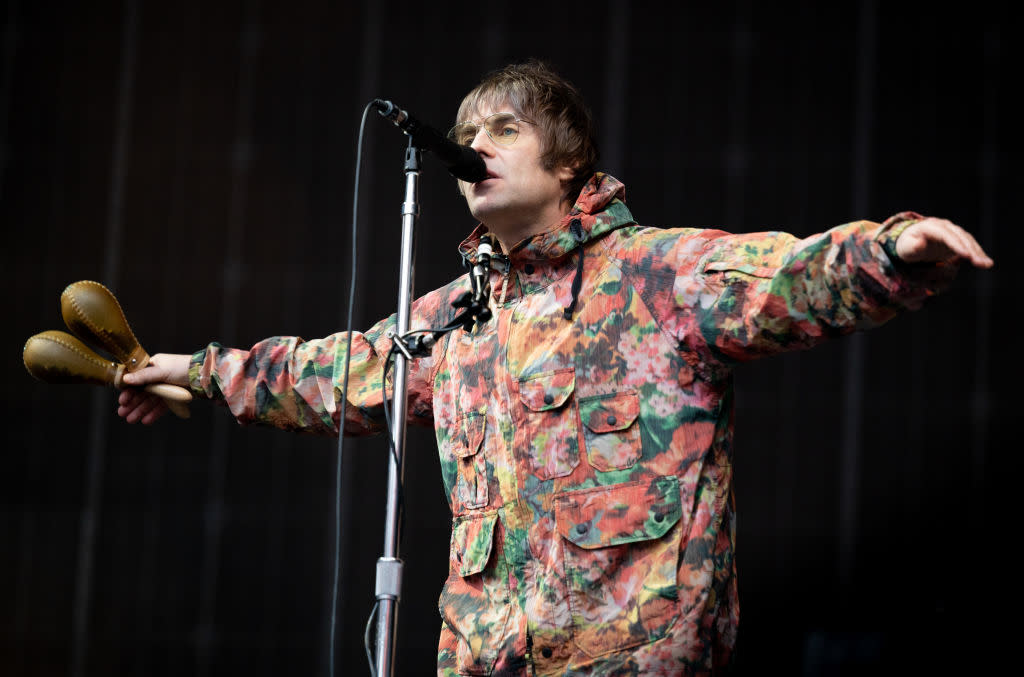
xmin=457 ymin=101 xmax=573 ymax=243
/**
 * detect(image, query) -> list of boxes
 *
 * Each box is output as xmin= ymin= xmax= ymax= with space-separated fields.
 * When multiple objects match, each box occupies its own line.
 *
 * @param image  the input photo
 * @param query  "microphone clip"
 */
xmin=390 ymin=235 xmax=496 ymax=360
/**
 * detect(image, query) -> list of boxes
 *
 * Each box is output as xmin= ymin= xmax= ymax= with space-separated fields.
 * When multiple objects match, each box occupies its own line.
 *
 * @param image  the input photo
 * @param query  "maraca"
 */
xmin=23 ymin=330 xmax=192 ymax=418
xmin=58 ymin=279 xmax=192 ymax=417
xmin=61 ymin=280 xmax=150 ymax=371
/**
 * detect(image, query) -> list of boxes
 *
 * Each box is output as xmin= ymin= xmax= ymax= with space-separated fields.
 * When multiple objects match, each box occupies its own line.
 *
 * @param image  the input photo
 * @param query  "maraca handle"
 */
xmin=142 ymin=383 xmax=193 ymax=402
xmin=145 ymin=386 xmax=191 ymax=419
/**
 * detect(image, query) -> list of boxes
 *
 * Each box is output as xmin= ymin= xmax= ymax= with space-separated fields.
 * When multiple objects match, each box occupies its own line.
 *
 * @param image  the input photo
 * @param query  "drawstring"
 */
xmin=563 ymin=218 xmax=585 ymax=320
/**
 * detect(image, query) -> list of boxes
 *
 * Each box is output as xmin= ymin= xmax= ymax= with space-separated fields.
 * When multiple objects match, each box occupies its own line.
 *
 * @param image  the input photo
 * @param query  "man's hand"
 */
xmin=895 ymin=217 xmax=994 ymax=268
xmin=117 ymin=352 xmax=191 ymax=424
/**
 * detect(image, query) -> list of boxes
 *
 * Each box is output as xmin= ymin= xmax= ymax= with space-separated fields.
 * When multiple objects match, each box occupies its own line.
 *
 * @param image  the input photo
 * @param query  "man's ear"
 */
xmin=557 ymin=166 xmax=581 ymax=208
xmin=555 ymin=166 xmax=576 ymax=199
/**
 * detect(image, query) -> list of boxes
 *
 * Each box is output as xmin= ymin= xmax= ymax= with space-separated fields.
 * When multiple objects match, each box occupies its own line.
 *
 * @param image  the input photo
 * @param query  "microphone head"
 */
xmin=373 ymin=98 xmax=406 ymax=126
xmin=427 ymin=139 xmax=487 ymax=183
xmin=448 ymin=155 xmax=488 ymax=183
xmin=477 ymin=236 xmax=494 ymax=258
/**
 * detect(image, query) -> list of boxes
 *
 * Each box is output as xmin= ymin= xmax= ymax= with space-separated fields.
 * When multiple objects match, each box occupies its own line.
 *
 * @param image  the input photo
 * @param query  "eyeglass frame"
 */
xmin=446 ymin=112 xmax=534 ymax=147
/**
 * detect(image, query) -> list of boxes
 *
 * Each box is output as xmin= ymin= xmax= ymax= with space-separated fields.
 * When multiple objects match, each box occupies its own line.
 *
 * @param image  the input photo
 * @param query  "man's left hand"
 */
xmin=895 ymin=217 xmax=994 ymax=268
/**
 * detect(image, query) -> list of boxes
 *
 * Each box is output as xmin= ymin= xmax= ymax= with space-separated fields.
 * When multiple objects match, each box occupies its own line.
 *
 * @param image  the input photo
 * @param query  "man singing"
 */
xmin=118 ymin=60 xmax=993 ymax=675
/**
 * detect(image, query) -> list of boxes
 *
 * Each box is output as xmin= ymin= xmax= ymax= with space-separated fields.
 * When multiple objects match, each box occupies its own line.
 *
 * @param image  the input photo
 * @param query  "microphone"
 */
xmin=471 ymin=234 xmax=494 ymax=298
xmin=470 ymin=234 xmax=495 ymax=321
xmin=404 ymin=234 xmax=497 ymax=353
xmin=373 ymin=99 xmax=488 ymax=183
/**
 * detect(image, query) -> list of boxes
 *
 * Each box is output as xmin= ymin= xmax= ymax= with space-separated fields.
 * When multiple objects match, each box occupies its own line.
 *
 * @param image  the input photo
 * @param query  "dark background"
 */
xmin=2 ymin=1 xmax=1018 ymax=675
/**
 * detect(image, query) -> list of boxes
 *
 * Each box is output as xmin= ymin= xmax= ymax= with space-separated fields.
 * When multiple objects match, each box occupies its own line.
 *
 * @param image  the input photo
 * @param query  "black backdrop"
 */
xmin=3 ymin=1 xmax=1018 ymax=675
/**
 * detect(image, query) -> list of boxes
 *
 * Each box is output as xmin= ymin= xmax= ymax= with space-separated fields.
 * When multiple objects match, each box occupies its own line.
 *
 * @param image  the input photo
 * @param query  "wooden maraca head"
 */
xmin=61 ymin=280 xmax=150 ymax=372
xmin=23 ymin=329 xmax=124 ymax=387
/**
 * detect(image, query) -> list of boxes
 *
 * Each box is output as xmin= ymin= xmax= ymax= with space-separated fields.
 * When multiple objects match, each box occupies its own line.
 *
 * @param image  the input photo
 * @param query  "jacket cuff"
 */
xmin=187 ymin=348 xmax=208 ymax=398
xmin=875 ymin=211 xmax=923 ymax=265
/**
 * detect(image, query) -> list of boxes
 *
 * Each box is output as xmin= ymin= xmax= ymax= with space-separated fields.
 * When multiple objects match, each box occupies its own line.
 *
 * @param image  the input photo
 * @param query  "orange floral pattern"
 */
xmin=190 ymin=174 xmax=955 ymax=675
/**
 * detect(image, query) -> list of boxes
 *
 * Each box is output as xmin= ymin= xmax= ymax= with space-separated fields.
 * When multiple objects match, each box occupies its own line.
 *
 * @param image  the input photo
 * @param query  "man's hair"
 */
xmin=456 ymin=60 xmax=599 ymax=204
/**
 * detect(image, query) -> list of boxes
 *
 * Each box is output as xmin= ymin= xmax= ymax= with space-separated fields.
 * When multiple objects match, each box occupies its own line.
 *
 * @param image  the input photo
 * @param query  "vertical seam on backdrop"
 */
xmin=724 ymin=0 xmax=751 ymax=229
xmin=972 ymin=25 xmax=999 ymax=518
xmin=196 ymin=3 xmax=261 ymax=676
xmin=70 ymin=2 xmax=139 ymax=676
xmin=324 ymin=2 xmax=383 ymax=673
xmin=838 ymin=0 xmax=877 ymax=596
xmin=600 ymin=1 xmax=629 ymax=178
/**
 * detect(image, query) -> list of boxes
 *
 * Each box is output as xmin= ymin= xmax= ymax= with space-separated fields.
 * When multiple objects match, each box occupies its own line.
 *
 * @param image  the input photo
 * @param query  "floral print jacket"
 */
xmin=189 ymin=173 xmax=955 ymax=675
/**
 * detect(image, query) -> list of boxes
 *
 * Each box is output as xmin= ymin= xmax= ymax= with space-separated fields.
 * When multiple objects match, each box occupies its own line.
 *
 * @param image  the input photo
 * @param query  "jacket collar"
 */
xmin=458 ymin=173 xmax=633 ymax=264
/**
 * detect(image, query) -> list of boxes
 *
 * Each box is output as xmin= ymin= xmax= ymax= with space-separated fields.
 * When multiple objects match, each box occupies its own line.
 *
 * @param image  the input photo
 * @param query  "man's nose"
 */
xmin=469 ymin=128 xmax=494 ymax=154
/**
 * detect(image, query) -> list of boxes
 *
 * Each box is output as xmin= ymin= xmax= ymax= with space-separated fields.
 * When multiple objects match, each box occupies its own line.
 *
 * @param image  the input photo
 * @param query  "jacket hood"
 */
xmin=458 ymin=172 xmax=634 ymax=264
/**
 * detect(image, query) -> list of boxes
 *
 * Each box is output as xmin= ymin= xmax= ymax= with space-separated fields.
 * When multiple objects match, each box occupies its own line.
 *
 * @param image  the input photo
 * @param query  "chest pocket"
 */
xmin=517 ymin=367 xmax=579 ymax=479
xmin=578 ymin=390 xmax=641 ymax=471
xmin=554 ymin=476 xmax=683 ymax=657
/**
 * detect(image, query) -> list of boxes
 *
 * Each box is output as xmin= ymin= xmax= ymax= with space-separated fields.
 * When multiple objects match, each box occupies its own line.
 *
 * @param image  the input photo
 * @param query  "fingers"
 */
xmin=138 ymin=399 xmax=169 ymax=424
xmin=123 ymin=352 xmax=191 ymax=388
xmin=943 ymin=219 xmax=992 ymax=267
xmin=121 ymin=363 xmax=168 ymax=387
xmin=932 ymin=219 xmax=989 ymax=265
xmin=117 ymin=388 xmax=168 ymax=424
xmin=955 ymin=225 xmax=994 ymax=268
xmin=897 ymin=217 xmax=994 ymax=268
xmin=116 ymin=352 xmax=192 ymax=425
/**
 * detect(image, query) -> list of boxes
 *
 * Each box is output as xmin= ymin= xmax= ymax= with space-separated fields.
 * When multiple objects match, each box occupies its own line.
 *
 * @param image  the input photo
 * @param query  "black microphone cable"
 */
xmin=328 ymin=100 xmax=407 ymax=677
xmin=327 ymin=100 xmax=369 ymax=677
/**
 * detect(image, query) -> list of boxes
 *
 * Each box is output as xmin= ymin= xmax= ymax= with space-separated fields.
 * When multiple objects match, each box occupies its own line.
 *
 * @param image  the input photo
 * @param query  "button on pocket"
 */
xmin=517 ymin=368 xmax=579 ymax=479
xmin=578 ymin=390 xmax=641 ymax=472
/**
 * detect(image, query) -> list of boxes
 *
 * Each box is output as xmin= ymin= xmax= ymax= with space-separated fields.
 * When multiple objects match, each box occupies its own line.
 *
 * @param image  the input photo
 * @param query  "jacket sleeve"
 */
xmin=685 ymin=211 xmax=958 ymax=363
xmin=187 ymin=311 xmax=438 ymax=436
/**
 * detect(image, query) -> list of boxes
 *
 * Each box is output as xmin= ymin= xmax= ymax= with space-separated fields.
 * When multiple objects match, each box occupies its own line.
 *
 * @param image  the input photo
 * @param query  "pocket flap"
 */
xmin=518 ymin=368 xmax=575 ymax=411
xmin=451 ymin=512 xmax=498 ymax=577
xmin=578 ymin=391 xmax=639 ymax=433
xmin=453 ymin=411 xmax=486 ymax=459
xmin=701 ymin=244 xmax=777 ymax=278
xmin=554 ymin=476 xmax=681 ymax=549
xmin=702 ymin=260 xmax=776 ymax=277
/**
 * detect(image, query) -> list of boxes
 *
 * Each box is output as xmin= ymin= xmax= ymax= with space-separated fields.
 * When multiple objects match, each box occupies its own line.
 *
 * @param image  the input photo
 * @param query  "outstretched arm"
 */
xmin=117 ymin=353 xmax=191 ymax=424
xmin=680 ymin=212 xmax=993 ymax=364
xmin=894 ymin=216 xmax=993 ymax=268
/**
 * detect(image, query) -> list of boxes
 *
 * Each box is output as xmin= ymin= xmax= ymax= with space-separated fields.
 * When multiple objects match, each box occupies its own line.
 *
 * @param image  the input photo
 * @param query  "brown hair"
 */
xmin=456 ymin=60 xmax=599 ymax=204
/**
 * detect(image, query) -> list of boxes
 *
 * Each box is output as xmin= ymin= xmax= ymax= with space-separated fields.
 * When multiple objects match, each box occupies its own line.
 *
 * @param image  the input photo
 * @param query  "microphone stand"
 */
xmin=372 ymin=136 xmax=419 ymax=677
xmin=372 ymin=136 xmax=493 ymax=677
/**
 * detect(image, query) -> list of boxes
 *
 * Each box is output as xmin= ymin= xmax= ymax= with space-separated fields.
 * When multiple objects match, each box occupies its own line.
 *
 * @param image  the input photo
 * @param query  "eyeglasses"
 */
xmin=446 ymin=112 xmax=531 ymax=147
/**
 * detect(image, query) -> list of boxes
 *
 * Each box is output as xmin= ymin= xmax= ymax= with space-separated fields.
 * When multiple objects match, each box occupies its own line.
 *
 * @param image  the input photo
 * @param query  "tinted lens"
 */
xmin=485 ymin=113 xmax=519 ymax=145
xmin=447 ymin=122 xmax=478 ymax=146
